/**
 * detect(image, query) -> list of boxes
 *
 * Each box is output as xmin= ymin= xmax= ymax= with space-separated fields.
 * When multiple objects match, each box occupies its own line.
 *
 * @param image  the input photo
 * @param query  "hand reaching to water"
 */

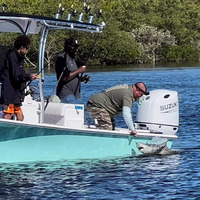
xmin=130 ymin=130 xmax=137 ymax=136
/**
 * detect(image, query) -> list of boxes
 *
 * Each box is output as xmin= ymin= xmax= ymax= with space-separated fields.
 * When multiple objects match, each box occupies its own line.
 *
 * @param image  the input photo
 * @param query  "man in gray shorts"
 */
xmin=87 ymin=82 xmax=149 ymax=135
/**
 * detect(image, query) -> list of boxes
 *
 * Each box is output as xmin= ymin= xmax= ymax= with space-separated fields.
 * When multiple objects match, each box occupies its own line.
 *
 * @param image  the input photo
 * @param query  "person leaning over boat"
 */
xmin=55 ymin=38 xmax=89 ymax=104
xmin=0 ymin=35 xmax=37 ymax=121
xmin=87 ymin=82 xmax=149 ymax=136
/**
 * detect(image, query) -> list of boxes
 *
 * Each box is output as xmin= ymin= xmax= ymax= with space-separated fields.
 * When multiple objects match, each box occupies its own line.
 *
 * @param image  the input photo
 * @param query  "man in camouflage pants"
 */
xmin=87 ymin=82 xmax=149 ymax=136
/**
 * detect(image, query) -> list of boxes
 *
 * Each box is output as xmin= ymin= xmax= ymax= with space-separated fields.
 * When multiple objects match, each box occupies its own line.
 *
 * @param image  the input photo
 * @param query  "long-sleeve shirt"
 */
xmin=0 ymin=49 xmax=31 ymax=105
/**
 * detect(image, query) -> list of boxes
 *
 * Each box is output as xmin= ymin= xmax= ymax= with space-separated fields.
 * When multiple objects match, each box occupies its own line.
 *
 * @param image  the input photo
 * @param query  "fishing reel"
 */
xmin=25 ymin=88 xmax=35 ymax=96
xmin=81 ymin=74 xmax=90 ymax=83
xmin=25 ymin=85 xmax=40 ymax=100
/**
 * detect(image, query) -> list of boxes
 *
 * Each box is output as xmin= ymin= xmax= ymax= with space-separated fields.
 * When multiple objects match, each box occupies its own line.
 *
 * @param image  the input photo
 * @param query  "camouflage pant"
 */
xmin=87 ymin=105 xmax=115 ymax=130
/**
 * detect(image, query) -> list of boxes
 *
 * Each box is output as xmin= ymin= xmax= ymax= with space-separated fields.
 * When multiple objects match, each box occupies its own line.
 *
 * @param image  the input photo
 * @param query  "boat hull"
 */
xmin=0 ymin=120 xmax=175 ymax=163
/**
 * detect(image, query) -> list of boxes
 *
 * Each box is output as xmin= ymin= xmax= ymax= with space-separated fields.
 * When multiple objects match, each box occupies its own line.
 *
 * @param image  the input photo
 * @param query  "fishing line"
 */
xmin=45 ymin=0 xmax=111 ymax=109
xmin=46 ymin=0 xmax=100 ymax=102
xmin=73 ymin=0 xmax=103 ymax=94
xmin=21 ymin=56 xmax=43 ymax=93
xmin=44 ymin=64 xmax=68 ymax=110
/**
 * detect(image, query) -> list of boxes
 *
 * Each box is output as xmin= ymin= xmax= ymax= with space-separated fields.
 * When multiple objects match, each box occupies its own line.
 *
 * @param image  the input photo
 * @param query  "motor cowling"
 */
xmin=135 ymin=89 xmax=179 ymax=135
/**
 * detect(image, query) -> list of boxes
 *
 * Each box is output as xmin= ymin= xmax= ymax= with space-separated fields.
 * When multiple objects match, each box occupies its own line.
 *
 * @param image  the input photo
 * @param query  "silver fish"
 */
xmin=136 ymin=142 xmax=168 ymax=155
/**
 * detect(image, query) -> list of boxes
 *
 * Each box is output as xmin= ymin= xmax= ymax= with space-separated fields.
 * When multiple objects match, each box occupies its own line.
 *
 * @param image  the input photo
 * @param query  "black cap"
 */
xmin=135 ymin=82 xmax=150 ymax=95
xmin=64 ymin=38 xmax=79 ymax=48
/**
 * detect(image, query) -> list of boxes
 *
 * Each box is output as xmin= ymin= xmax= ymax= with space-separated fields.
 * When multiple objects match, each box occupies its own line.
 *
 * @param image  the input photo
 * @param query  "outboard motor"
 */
xmin=135 ymin=89 xmax=179 ymax=135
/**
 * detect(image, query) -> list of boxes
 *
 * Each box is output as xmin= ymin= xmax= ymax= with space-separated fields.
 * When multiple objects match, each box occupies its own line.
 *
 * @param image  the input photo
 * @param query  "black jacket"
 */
xmin=0 ymin=49 xmax=31 ymax=105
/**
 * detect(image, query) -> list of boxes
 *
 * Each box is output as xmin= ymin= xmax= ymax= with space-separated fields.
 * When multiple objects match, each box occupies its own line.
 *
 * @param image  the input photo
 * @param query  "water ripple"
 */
xmin=1 ymin=67 xmax=200 ymax=199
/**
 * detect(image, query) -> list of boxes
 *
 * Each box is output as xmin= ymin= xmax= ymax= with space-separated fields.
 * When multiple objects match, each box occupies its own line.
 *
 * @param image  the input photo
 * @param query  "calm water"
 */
xmin=0 ymin=66 xmax=199 ymax=199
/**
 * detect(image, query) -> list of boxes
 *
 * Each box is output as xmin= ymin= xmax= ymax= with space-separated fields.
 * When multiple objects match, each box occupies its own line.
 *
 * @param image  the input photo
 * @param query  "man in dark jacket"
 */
xmin=1 ymin=35 xmax=37 ymax=121
xmin=55 ymin=38 xmax=88 ymax=103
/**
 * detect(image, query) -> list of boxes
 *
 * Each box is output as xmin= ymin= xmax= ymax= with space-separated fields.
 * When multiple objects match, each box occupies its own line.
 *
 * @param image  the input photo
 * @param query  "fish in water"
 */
xmin=136 ymin=142 xmax=176 ymax=155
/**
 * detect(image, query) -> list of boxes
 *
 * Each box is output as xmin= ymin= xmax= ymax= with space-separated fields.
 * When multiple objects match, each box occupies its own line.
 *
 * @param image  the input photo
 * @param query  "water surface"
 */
xmin=0 ymin=66 xmax=199 ymax=199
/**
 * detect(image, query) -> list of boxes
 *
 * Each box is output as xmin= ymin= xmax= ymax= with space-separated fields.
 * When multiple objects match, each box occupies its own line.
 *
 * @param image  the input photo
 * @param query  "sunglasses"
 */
xmin=135 ymin=83 xmax=150 ymax=95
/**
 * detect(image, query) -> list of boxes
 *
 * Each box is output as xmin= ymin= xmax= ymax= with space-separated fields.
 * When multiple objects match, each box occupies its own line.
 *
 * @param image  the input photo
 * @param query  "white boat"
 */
xmin=0 ymin=12 xmax=179 ymax=163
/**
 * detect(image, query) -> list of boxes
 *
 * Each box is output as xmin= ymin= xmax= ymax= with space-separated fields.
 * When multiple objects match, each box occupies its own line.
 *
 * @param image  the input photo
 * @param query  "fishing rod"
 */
xmin=44 ymin=0 xmax=112 ymax=110
xmin=44 ymin=0 xmax=102 ymax=108
xmin=73 ymin=0 xmax=104 ymax=93
xmin=44 ymin=64 xmax=67 ymax=110
xmin=25 ymin=68 xmax=43 ymax=87
xmin=21 ymin=56 xmax=44 ymax=94
xmin=74 ymin=33 xmax=99 ymax=93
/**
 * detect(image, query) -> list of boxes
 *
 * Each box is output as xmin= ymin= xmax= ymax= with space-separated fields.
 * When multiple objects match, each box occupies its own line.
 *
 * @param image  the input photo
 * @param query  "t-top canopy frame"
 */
xmin=0 ymin=12 xmax=104 ymax=123
xmin=0 ymin=12 xmax=104 ymax=34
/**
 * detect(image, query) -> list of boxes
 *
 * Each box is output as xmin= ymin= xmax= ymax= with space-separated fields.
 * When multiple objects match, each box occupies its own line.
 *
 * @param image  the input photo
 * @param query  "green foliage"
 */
xmin=1 ymin=0 xmax=200 ymax=66
xmin=166 ymin=45 xmax=199 ymax=62
xmin=91 ymin=18 xmax=140 ymax=65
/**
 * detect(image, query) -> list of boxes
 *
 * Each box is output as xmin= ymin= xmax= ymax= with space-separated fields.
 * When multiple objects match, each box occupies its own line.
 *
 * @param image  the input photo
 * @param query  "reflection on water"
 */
xmin=1 ymin=66 xmax=200 ymax=199
xmin=0 ymin=154 xmax=182 ymax=199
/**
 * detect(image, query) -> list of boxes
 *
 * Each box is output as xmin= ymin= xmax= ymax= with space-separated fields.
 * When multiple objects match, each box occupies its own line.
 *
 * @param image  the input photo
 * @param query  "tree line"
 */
xmin=1 ymin=0 xmax=200 ymax=69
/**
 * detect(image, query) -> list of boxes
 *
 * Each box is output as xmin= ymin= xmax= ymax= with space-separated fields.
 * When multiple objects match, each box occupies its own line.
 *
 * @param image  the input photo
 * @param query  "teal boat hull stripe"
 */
xmin=0 ymin=122 xmax=133 ymax=142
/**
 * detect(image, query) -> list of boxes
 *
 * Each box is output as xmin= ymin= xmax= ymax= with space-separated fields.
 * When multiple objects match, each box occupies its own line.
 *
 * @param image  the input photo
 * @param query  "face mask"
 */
xmin=66 ymin=45 xmax=78 ymax=58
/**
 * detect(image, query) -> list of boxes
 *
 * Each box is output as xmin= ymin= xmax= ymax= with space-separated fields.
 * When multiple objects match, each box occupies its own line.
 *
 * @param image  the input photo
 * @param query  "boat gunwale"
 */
xmin=0 ymin=118 xmax=178 ymax=140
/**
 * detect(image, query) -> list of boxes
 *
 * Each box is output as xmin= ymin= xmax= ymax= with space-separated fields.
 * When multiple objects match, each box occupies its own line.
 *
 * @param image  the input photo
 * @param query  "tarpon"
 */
xmin=136 ymin=142 xmax=175 ymax=155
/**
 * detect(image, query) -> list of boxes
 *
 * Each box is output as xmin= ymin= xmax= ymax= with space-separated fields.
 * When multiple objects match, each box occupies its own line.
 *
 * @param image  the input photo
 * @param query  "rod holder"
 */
xmin=67 ymin=14 xmax=71 ymax=20
xmin=55 ymin=13 xmax=59 ymax=19
xmin=78 ymin=13 xmax=83 ymax=22
xmin=88 ymin=15 xmax=93 ymax=24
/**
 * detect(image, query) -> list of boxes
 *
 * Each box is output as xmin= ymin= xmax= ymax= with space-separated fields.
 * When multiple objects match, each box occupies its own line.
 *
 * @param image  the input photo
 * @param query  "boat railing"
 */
xmin=0 ymin=12 xmax=105 ymax=124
